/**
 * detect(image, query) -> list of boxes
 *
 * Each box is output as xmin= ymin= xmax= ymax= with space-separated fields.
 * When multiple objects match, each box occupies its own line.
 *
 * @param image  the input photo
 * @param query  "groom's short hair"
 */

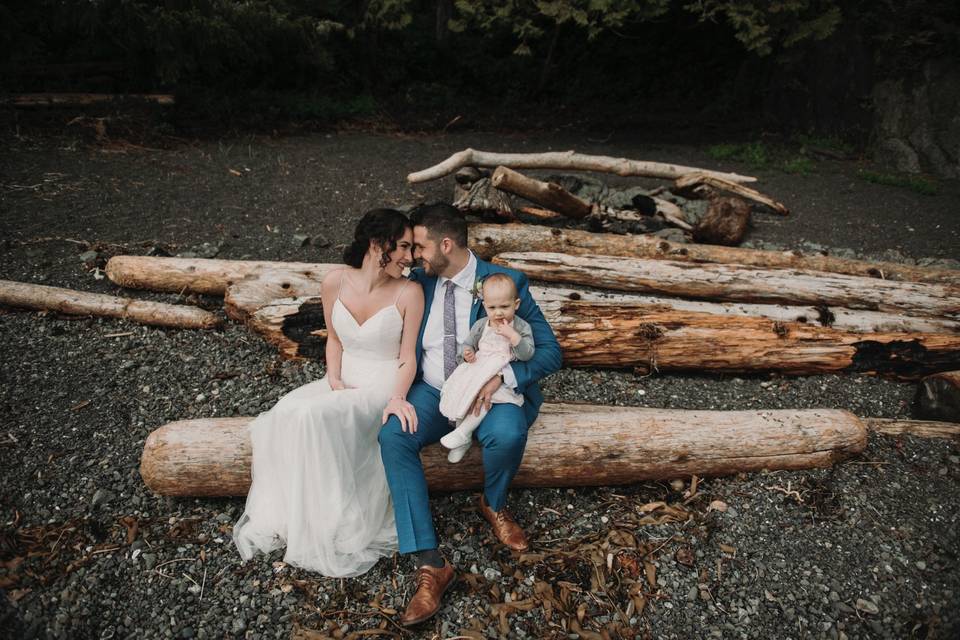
xmin=410 ymin=203 xmax=467 ymax=248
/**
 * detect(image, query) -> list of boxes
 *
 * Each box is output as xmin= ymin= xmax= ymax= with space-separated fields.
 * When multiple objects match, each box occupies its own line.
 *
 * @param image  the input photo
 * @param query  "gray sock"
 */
xmin=413 ymin=548 xmax=444 ymax=568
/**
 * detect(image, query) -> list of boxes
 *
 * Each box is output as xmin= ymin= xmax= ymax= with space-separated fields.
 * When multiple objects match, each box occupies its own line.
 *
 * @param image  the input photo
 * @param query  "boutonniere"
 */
xmin=469 ymin=277 xmax=485 ymax=302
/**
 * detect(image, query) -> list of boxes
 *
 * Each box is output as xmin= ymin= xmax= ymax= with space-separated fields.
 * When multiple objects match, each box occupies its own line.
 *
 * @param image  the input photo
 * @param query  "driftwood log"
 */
xmin=140 ymin=405 xmax=866 ymax=496
xmin=0 ymin=280 xmax=221 ymax=329
xmin=491 ymin=166 xmax=592 ymax=219
xmin=675 ymin=171 xmax=789 ymax=215
xmin=1 ymin=93 xmax=176 ymax=107
xmin=490 ymin=166 xmax=693 ymax=230
xmin=244 ymin=292 xmax=960 ymax=377
xmin=864 ymin=417 xmax=960 ymax=441
xmin=105 ymin=256 xmax=335 ymax=296
xmin=492 ymin=252 xmax=960 ymax=320
xmin=467 ymin=224 xmax=960 ymax=286
xmin=407 ymin=149 xmax=756 ymax=184
xmin=913 ymin=371 xmax=960 ymax=423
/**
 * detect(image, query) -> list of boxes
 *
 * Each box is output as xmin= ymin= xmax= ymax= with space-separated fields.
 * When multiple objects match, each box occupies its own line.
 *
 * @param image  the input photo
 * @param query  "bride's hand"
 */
xmin=329 ymin=378 xmax=347 ymax=391
xmin=382 ymin=396 xmax=418 ymax=433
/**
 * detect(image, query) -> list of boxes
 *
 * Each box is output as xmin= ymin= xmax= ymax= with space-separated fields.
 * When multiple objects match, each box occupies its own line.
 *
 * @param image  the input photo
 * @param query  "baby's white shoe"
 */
xmin=440 ymin=429 xmax=471 ymax=450
xmin=447 ymin=442 xmax=471 ymax=463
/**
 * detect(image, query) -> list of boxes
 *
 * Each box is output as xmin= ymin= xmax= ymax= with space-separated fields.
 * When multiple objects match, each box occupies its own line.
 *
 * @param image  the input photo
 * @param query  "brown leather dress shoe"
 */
xmin=399 ymin=561 xmax=455 ymax=626
xmin=479 ymin=494 xmax=529 ymax=552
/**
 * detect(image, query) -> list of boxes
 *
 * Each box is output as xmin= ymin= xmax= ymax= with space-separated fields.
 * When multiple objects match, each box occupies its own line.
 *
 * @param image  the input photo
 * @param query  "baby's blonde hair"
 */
xmin=482 ymin=272 xmax=518 ymax=299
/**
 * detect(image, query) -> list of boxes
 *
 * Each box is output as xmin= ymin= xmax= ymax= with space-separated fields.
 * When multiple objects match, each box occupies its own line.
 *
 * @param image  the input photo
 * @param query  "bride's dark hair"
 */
xmin=342 ymin=208 xmax=412 ymax=268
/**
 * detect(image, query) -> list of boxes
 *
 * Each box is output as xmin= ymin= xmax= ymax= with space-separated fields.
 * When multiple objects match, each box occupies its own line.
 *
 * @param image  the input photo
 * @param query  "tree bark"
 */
xmin=245 ymin=293 xmax=960 ymax=377
xmin=692 ymin=196 xmax=751 ymax=246
xmin=105 ymin=256 xmax=336 ymax=296
xmin=140 ymin=406 xmax=866 ymax=496
xmin=492 ymin=252 xmax=960 ymax=320
xmin=467 ymin=223 xmax=960 ymax=286
xmin=1 ymin=93 xmax=175 ymax=107
xmin=407 ymin=149 xmax=757 ymax=184
xmin=675 ymin=171 xmax=789 ymax=215
xmin=913 ymin=371 xmax=960 ymax=423
xmin=0 ymin=279 xmax=221 ymax=329
xmin=863 ymin=417 xmax=960 ymax=441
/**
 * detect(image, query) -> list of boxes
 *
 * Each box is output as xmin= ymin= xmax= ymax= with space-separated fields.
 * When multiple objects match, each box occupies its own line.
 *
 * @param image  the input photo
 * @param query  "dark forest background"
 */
xmin=1 ymin=1 xmax=958 ymax=145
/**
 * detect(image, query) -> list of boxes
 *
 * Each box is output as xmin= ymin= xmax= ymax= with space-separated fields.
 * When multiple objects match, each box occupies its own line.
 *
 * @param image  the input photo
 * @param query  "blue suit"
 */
xmin=378 ymin=258 xmax=562 ymax=553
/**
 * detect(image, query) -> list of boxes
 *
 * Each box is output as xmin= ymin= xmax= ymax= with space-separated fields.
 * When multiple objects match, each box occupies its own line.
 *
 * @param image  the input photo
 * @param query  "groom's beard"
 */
xmin=419 ymin=253 xmax=449 ymax=277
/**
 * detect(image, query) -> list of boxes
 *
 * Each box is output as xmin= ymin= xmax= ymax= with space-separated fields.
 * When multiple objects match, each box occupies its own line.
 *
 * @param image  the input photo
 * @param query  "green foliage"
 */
xmin=859 ymin=170 xmax=939 ymax=195
xmin=707 ymin=141 xmax=770 ymax=169
xmin=684 ymin=0 xmax=842 ymax=56
xmin=782 ymin=156 xmax=815 ymax=174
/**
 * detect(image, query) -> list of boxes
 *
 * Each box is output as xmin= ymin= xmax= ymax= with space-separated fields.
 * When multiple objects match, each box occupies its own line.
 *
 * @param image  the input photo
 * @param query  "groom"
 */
xmin=379 ymin=203 xmax=562 ymax=625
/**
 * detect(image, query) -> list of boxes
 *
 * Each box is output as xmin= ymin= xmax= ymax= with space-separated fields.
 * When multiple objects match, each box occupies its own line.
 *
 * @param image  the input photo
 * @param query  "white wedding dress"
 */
xmin=233 ymin=287 xmax=403 ymax=577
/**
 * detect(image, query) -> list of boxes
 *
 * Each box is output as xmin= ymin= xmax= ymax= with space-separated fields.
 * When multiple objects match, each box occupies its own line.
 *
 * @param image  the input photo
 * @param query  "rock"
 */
xmin=91 ymin=489 xmax=112 ymax=508
xmin=312 ymin=234 xmax=331 ymax=248
xmin=855 ymin=598 xmax=879 ymax=615
xmin=79 ymin=250 xmax=100 ymax=263
xmin=292 ymin=234 xmax=310 ymax=247
xmin=142 ymin=553 xmax=157 ymax=571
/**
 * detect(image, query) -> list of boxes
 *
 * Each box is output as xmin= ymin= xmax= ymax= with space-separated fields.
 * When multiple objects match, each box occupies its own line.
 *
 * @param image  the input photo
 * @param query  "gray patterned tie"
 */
xmin=443 ymin=280 xmax=457 ymax=379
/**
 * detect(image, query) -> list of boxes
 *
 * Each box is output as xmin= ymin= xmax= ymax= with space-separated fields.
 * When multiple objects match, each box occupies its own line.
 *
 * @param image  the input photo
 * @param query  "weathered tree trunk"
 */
xmin=0 ymin=280 xmax=221 ymax=329
xmin=692 ymin=196 xmax=751 ymax=246
xmin=531 ymin=286 xmax=960 ymax=335
xmin=1 ymin=93 xmax=175 ymax=107
xmin=491 ymin=166 xmax=593 ymax=219
xmin=245 ymin=293 xmax=960 ymax=377
xmin=864 ymin=417 xmax=960 ymax=441
xmin=492 ymin=252 xmax=960 ymax=320
xmin=407 ymin=149 xmax=756 ymax=184
xmin=105 ymin=256 xmax=335 ymax=296
xmin=140 ymin=406 xmax=866 ymax=496
xmin=224 ymin=270 xmax=324 ymax=322
xmin=467 ymin=223 xmax=960 ymax=286
xmin=913 ymin=371 xmax=960 ymax=423
xmin=675 ymin=171 xmax=789 ymax=215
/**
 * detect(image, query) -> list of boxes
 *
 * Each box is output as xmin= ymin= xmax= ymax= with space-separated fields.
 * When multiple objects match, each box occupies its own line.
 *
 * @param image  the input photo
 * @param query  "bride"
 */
xmin=233 ymin=209 xmax=424 ymax=577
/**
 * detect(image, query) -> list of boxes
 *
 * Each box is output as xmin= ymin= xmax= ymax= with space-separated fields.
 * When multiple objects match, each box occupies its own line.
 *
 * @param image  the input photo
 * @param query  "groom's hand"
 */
xmin=383 ymin=397 xmax=418 ymax=433
xmin=471 ymin=374 xmax=502 ymax=416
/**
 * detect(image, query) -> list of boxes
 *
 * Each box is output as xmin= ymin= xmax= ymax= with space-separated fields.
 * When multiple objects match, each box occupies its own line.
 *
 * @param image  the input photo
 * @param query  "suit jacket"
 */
xmin=410 ymin=257 xmax=562 ymax=426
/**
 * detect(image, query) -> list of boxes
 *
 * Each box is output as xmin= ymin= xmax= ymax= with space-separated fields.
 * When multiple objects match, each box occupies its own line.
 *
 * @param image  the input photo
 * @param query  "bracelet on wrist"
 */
xmin=389 ymin=394 xmax=405 ymax=401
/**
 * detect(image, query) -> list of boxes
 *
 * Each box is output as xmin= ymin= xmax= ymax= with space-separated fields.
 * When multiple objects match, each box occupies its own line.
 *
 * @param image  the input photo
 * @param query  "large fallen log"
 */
xmin=140 ymin=405 xmax=866 ymax=496
xmin=245 ymin=293 xmax=960 ymax=377
xmin=913 ymin=371 xmax=960 ymax=423
xmin=407 ymin=149 xmax=756 ymax=184
xmin=105 ymin=256 xmax=336 ymax=296
xmin=467 ymin=224 xmax=960 ymax=286
xmin=492 ymin=252 xmax=960 ymax=320
xmin=227 ymin=270 xmax=960 ymax=345
xmin=0 ymin=279 xmax=221 ymax=329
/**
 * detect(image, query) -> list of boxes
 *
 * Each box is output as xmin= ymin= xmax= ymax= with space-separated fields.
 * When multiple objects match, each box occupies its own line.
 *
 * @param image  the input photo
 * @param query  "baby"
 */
xmin=439 ymin=273 xmax=535 ymax=463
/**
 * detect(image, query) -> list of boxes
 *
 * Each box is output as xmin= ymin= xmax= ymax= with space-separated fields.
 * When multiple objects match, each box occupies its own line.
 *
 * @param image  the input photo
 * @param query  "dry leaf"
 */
xmin=644 ymin=561 xmax=657 ymax=587
xmin=719 ymin=543 xmax=737 ymax=555
xmin=674 ymin=546 xmax=696 ymax=567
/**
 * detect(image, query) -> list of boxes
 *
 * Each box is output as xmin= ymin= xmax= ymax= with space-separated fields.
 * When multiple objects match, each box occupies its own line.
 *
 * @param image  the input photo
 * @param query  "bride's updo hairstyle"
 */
xmin=342 ymin=208 xmax=412 ymax=268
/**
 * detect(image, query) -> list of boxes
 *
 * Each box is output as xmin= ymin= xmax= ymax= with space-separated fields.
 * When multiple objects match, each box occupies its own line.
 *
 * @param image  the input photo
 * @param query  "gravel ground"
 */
xmin=1 ymin=127 xmax=958 ymax=640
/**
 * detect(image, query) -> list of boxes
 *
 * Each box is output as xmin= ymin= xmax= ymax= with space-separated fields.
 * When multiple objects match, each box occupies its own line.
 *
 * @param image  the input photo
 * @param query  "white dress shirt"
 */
xmin=421 ymin=251 xmax=519 ymax=392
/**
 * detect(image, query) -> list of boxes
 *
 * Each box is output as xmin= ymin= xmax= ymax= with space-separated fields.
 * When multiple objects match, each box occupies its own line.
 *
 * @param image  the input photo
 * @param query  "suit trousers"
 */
xmin=379 ymin=381 xmax=528 ymax=554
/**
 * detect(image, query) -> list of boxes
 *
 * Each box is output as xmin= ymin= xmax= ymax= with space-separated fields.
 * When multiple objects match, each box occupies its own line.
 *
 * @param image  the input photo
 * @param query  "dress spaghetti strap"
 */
xmin=394 ymin=278 xmax=411 ymax=304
